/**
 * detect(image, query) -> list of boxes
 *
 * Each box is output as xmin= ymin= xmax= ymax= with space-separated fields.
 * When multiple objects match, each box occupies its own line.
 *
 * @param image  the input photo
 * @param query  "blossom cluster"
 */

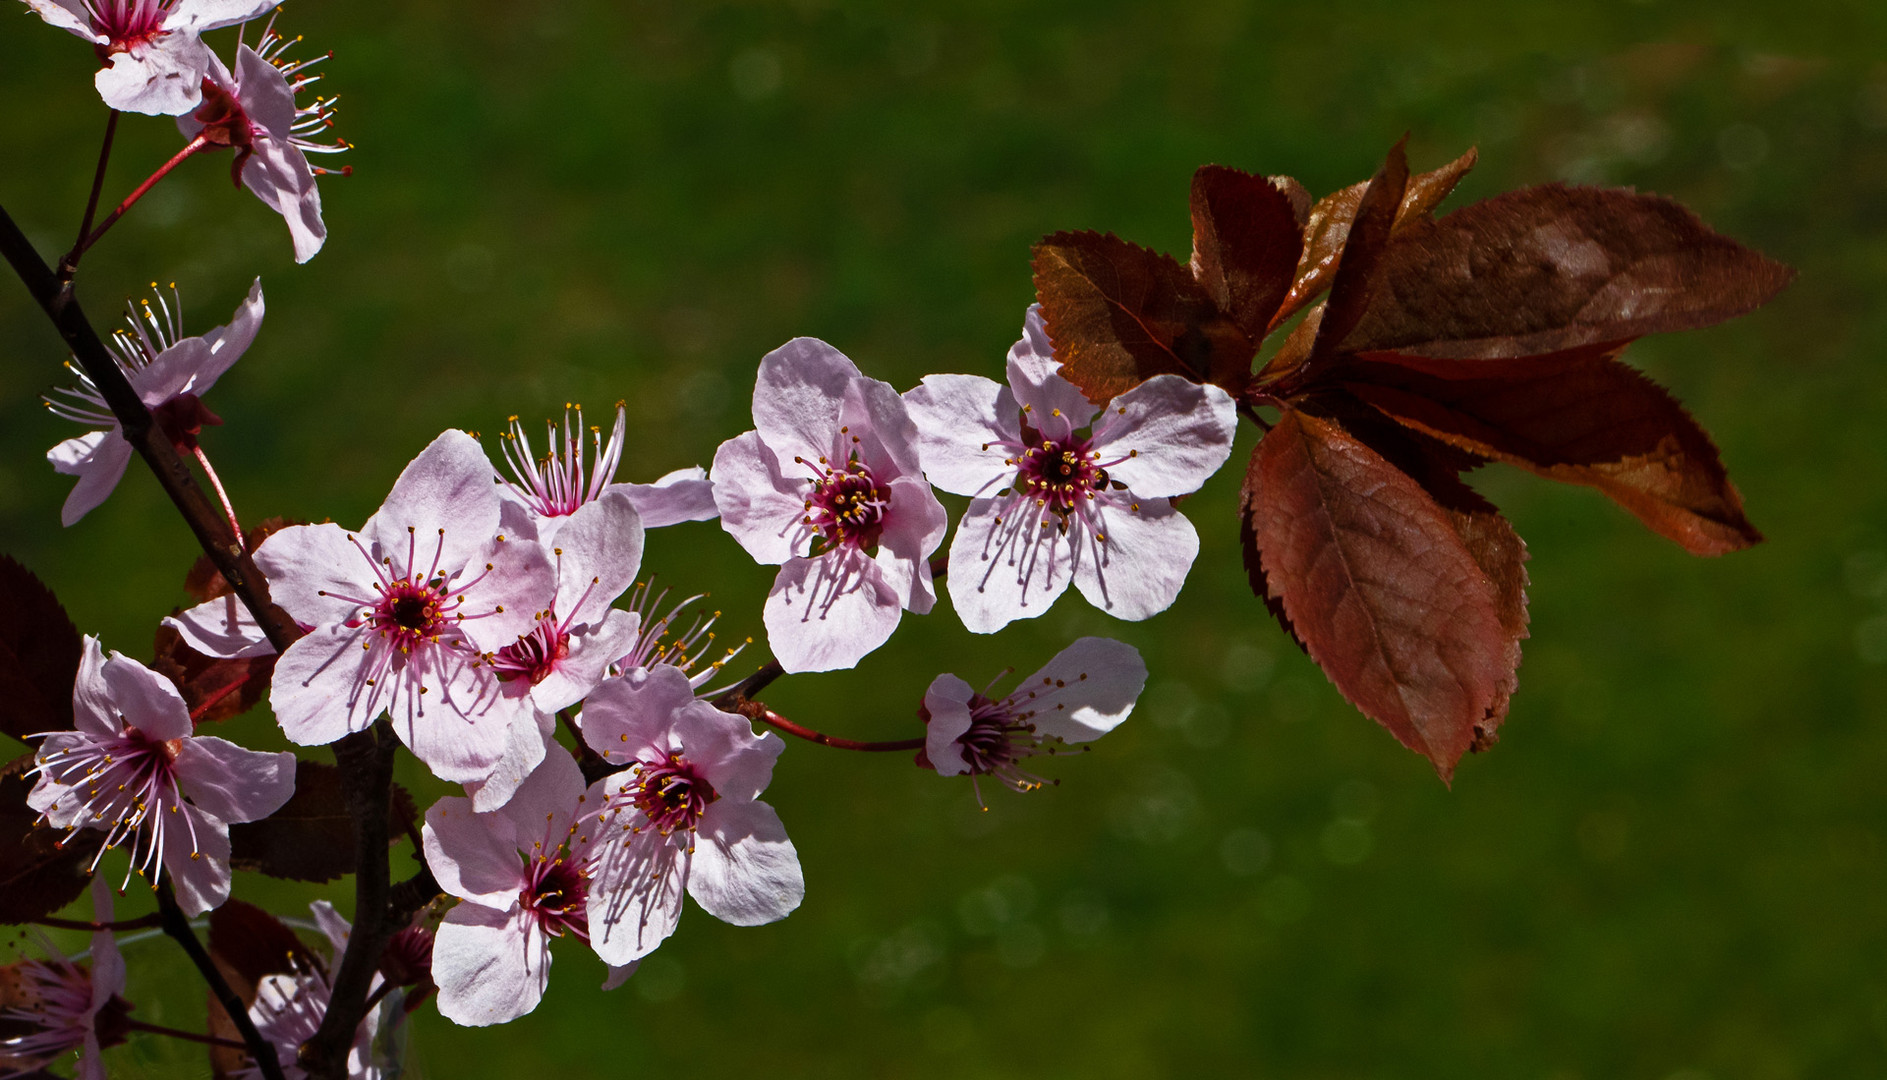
xmin=0 ymin=6 xmax=1255 ymax=1077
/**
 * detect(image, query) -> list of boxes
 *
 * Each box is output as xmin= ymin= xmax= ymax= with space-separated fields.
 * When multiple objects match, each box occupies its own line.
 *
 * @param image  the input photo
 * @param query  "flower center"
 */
xmin=88 ymin=0 xmax=172 ymax=51
xmin=1013 ymin=435 xmax=1108 ymax=515
xmin=804 ymin=457 xmax=890 ymax=552
xmin=952 ymin=696 xmax=1068 ymax=798
xmin=371 ymin=580 xmax=451 ymax=648
xmin=630 ymin=754 xmax=717 ymax=835
xmin=521 ymin=856 xmax=589 ymax=942
xmin=490 ymin=616 xmax=570 ymax=685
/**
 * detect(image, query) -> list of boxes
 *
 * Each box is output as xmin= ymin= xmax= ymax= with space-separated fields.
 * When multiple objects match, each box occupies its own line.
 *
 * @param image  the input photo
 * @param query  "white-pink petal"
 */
xmin=763 ymin=552 xmax=904 ymax=674
xmin=1007 ymin=305 xmax=1102 ymax=422
xmin=750 ymin=337 xmax=860 ymax=468
xmin=171 ymin=737 xmax=295 ymax=824
xmin=162 ymin=803 xmax=232 ymax=916
xmin=252 ymin=522 xmax=375 ymax=630
xmin=710 ymin=430 xmax=807 ymax=566
xmin=163 ymin=593 xmax=273 ymax=660
xmin=687 ymin=799 xmax=804 ymax=927
xmin=49 ymin=429 xmax=134 ymax=527
xmin=902 ymin=373 xmax=1017 ymax=497
xmin=434 ymin=903 xmax=547 ymax=1027
xmin=920 ymin=673 xmax=977 ymax=776
xmin=99 ymin=653 xmax=192 ymax=741
xmin=1014 ymin=636 xmax=1147 ymax=743
xmin=1095 ymin=375 xmax=1238 ymax=498
xmin=362 ymin=431 xmax=501 ymax=577
xmin=615 ymin=467 xmax=719 ymax=528
xmin=1070 ymin=497 xmax=1201 ymax=621
xmin=423 ymin=796 xmax=524 ymax=908
xmin=944 ymin=497 xmax=1075 ymax=634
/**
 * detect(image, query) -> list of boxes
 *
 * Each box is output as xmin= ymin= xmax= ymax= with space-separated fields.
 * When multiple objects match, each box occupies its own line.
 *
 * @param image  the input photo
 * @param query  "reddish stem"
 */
xmin=189 ymin=670 xmax=253 ymax=721
xmin=73 ymin=133 xmax=210 ymax=259
xmin=193 ymin=445 xmax=244 ymax=540
xmin=125 ymin=1018 xmax=251 ymax=1050
xmin=738 ymin=703 xmax=924 ymax=752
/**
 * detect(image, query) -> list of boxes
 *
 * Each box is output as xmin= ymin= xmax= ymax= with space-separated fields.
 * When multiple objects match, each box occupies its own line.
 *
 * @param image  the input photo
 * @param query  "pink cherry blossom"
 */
xmin=422 ymin=746 xmax=617 ymax=1026
xmin=903 ymin=305 xmax=1238 ymax=633
xmin=921 ymin=637 xmax=1146 ymax=802
xmin=496 ymin=404 xmax=718 ymax=544
xmin=45 ymin=279 xmax=263 ymax=526
xmin=233 ymin=901 xmax=388 ymax=1080
xmin=578 ymin=665 xmax=803 ymax=967
xmin=712 ymin=338 xmax=948 ymax=672
xmin=257 ymin=430 xmax=555 ymax=786
xmin=179 ymin=28 xmax=348 ymax=264
xmin=0 ymin=879 xmax=126 ymax=1080
xmin=27 ymin=638 xmax=295 ymax=915
xmin=23 ymin=0 xmax=273 ymax=115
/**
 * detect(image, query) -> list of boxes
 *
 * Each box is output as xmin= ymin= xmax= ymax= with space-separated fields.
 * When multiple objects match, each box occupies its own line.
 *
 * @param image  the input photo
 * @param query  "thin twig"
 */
xmin=61 ymin=108 xmax=118 ymax=281
xmin=193 ymin=445 xmax=244 ymax=540
xmin=31 ymin=912 xmax=161 ymax=932
xmin=709 ymin=659 xmax=784 ymax=712
xmin=124 ymin=1018 xmax=250 ymax=1050
xmin=154 ymin=881 xmax=286 ymax=1080
xmin=70 ymin=133 xmax=209 ymax=262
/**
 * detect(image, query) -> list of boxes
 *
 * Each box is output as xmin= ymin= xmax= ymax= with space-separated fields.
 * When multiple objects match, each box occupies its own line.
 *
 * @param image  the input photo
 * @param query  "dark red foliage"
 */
xmin=0 ymin=557 xmax=81 ymax=747
xmin=228 ymin=760 xmax=416 ymax=883
xmin=1033 ymin=140 xmax=1792 ymax=779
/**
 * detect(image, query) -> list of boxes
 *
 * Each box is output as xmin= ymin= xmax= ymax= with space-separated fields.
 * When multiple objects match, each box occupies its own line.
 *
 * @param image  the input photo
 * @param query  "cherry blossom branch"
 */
xmin=711 ymin=659 xmax=784 ymax=710
xmin=69 ymin=133 xmax=210 ymax=263
xmin=301 ymin=719 xmax=399 ymax=1080
xmin=155 ymin=880 xmax=287 ymax=1080
xmin=0 ymin=201 xmax=299 ymax=654
xmin=124 ymin=1019 xmax=250 ymax=1050
xmin=60 ymin=109 xmax=119 ymax=281
xmin=737 ymin=702 xmax=925 ymax=752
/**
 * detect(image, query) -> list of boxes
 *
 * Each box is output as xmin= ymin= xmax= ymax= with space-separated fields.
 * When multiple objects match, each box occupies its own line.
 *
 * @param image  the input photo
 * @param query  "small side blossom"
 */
xmin=27 ymin=638 xmax=296 ymax=915
xmin=422 ymin=746 xmax=609 ymax=1027
xmin=579 ymin=665 xmax=804 ymax=967
xmin=0 ymin=878 xmax=128 ymax=1080
xmin=257 ymin=430 xmax=555 ymax=786
xmin=45 ymin=279 xmax=263 ymax=527
xmin=233 ymin=901 xmax=387 ymax=1080
xmin=904 ymin=305 xmax=1238 ymax=633
xmin=496 ymin=404 xmax=718 ymax=544
xmin=23 ymin=0 xmax=273 ymax=115
xmin=712 ymin=338 xmax=948 ymax=672
xmin=921 ymin=636 xmax=1147 ymax=802
xmin=180 ymin=28 xmax=349 ymax=263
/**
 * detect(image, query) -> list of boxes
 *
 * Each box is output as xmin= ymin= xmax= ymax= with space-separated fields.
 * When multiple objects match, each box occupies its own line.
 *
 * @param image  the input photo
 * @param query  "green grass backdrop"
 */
xmin=3 ymin=1 xmax=1886 ymax=1077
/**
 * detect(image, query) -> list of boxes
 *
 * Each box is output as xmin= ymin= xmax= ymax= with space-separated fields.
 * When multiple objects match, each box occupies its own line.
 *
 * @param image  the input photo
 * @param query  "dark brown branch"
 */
xmin=31 ymin=912 xmax=161 ymax=932
xmin=124 ymin=1018 xmax=250 ymax=1050
xmin=0 ymin=201 xmax=299 ymax=654
xmin=709 ymin=659 xmax=784 ymax=712
xmin=155 ymin=881 xmax=286 ymax=1080
xmin=300 ymin=721 xmax=397 ymax=1080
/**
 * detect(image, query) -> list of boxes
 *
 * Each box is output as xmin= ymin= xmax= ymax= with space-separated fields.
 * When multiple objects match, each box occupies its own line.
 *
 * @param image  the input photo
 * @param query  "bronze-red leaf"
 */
xmin=228 ymin=759 xmax=416 ymax=883
xmin=1243 ymin=408 xmax=1516 ymax=781
xmin=1273 ymin=146 xmax=1479 ymax=327
xmin=1189 ymin=166 xmax=1303 ymax=340
xmin=152 ymin=624 xmax=275 ymax=725
xmin=1032 ymin=230 xmax=1255 ymax=403
xmin=1343 ymin=347 xmax=1761 ymax=555
xmin=0 ymin=557 xmax=81 ymax=747
xmin=1340 ymin=184 xmax=1795 ymax=359
xmin=1311 ymin=139 xmax=1411 ymax=367
xmin=0 ymin=764 xmax=105 ymax=925
xmin=207 ymin=899 xmax=318 ymax=1078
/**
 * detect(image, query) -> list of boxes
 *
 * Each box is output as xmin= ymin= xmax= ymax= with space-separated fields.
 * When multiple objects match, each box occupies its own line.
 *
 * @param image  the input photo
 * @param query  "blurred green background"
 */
xmin=3 ymin=0 xmax=1886 ymax=1077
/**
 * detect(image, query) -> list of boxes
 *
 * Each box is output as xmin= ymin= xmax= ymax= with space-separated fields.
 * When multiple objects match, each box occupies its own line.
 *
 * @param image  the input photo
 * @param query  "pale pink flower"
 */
xmin=180 ymin=28 xmax=348 ymax=264
xmin=0 ymin=879 xmax=127 ymax=1080
xmin=45 ymin=279 xmax=263 ymax=527
xmin=496 ymin=404 xmax=718 ymax=544
xmin=22 ymin=0 xmax=273 ymax=115
xmin=27 ymin=638 xmax=295 ymax=915
xmin=257 ymin=430 xmax=555 ymax=786
xmin=232 ymin=901 xmax=387 ymax=1080
xmin=904 ymin=305 xmax=1238 ymax=633
xmin=712 ymin=338 xmax=948 ymax=672
xmin=422 ymin=747 xmax=622 ymax=1026
xmin=579 ymin=665 xmax=803 ymax=967
xmin=921 ymin=637 xmax=1146 ymax=802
